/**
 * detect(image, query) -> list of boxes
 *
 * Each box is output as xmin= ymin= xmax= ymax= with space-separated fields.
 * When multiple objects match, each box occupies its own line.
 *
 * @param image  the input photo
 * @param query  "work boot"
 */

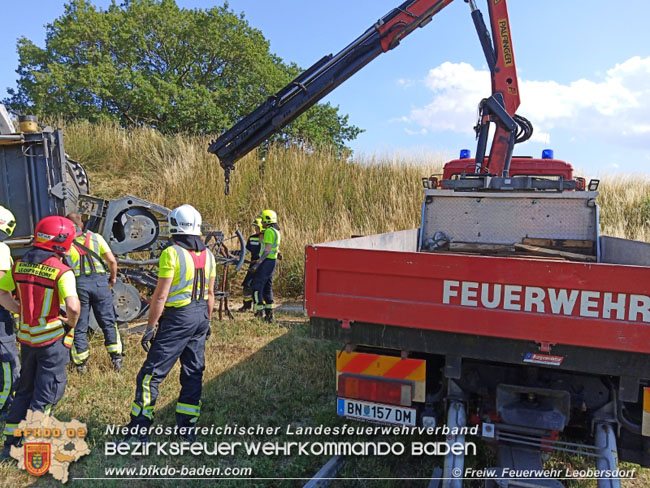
xmin=264 ymin=309 xmax=274 ymax=323
xmin=237 ymin=300 xmax=252 ymax=312
xmin=179 ymin=429 xmax=197 ymax=442
xmin=254 ymin=309 xmax=264 ymax=320
xmin=0 ymin=406 xmax=10 ymax=422
xmin=0 ymin=446 xmax=13 ymax=463
xmin=111 ymin=356 xmax=123 ymax=372
xmin=122 ymin=434 xmax=149 ymax=444
xmin=75 ymin=363 xmax=87 ymax=375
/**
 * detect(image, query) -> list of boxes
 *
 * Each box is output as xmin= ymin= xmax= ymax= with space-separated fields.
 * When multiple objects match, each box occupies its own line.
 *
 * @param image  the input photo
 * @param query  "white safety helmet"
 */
xmin=168 ymin=204 xmax=202 ymax=236
xmin=0 ymin=205 xmax=16 ymax=237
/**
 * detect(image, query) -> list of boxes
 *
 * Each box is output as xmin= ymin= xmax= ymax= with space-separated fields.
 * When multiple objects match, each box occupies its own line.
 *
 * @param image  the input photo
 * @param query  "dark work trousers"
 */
xmin=129 ymin=300 xmax=210 ymax=429
xmin=0 ymin=308 xmax=19 ymax=416
xmin=72 ymin=273 xmax=122 ymax=365
xmin=241 ymin=267 xmax=256 ymax=303
xmin=3 ymin=337 xmax=69 ymax=448
xmin=252 ymin=258 xmax=277 ymax=310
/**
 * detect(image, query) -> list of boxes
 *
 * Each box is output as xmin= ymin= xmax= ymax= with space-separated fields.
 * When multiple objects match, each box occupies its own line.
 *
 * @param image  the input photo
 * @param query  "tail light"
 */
xmin=338 ymin=374 xmax=412 ymax=406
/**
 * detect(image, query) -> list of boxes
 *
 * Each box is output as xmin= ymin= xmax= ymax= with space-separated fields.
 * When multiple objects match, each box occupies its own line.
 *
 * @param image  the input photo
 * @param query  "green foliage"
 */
xmin=4 ymin=0 xmax=361 ymax=152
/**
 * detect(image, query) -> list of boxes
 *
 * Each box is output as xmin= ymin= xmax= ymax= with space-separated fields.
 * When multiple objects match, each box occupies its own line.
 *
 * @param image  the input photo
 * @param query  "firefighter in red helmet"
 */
xmin=0 ymin=216 xmax=80 ymax=460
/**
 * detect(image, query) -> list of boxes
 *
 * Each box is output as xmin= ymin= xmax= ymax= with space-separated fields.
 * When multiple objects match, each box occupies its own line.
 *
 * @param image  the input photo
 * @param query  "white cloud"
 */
xmin=404 ymin=127 xmax=428 ymax=136
xmin=400 ymin=56 xmax=650 ymax=150
xmin=408 ymin=62 xmax=487 ymax=134
xmin=630 ymin=124 xmax=650 ymax=134
xmin=388 ymin=115 xmax=410 ymax=124
xmin=397 ymin=78 xmax=415 ymax=88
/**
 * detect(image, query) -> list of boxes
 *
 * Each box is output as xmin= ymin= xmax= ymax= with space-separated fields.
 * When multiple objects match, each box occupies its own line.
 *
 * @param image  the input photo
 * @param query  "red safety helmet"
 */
xmin=33 ymin=216 xmax=76 ymax=253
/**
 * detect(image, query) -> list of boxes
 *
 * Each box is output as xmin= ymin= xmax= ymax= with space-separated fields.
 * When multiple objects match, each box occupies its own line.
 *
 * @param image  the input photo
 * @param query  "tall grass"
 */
xmin=597 ymin=175 xmax=650 ymax=241
xmin=62 ymin=121 xmax=650 ymax=296
xmin=63 ymin=121 xmax=441 ymax=295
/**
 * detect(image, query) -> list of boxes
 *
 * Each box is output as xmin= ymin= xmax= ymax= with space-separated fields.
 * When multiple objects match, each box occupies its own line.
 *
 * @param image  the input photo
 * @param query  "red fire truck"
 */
xmin=209 ymin=0 xmax=650 ymax=485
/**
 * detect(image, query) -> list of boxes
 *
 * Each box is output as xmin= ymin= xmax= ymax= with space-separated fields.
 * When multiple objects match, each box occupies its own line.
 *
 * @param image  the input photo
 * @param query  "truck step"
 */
xmin=485 ymin=445 xmax=563 ymax=488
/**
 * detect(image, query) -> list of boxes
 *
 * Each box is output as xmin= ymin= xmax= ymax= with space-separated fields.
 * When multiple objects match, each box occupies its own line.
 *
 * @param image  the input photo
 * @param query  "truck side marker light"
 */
xmin=537 ymin=341 xmax=555 ymax=353
xmin=339 ymin=319 xmax=353 ymax=330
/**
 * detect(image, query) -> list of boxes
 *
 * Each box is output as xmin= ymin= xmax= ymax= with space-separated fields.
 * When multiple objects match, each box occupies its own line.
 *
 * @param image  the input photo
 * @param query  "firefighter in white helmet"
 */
xmin=126 ymin=204 xmax=216 ymax=441
xmin=0 ymin=206 xmax=18 ymax=420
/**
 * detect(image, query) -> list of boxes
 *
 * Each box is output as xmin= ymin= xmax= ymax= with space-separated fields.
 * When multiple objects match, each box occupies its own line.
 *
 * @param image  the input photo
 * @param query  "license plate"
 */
xmin=337 ymin=398 xmax=416 ymax=426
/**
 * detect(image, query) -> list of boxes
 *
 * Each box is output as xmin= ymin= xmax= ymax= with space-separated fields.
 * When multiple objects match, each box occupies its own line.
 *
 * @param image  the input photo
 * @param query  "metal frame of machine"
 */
xmin=0 ymin=111 xmax=245 ymax=326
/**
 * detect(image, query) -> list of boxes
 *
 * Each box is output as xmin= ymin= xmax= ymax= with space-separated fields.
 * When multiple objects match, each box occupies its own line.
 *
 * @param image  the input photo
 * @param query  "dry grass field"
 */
xmin=1 ymin=122 xmax=646 ymax=486
xmin=61 ymin=121 xmax=650 ymax=296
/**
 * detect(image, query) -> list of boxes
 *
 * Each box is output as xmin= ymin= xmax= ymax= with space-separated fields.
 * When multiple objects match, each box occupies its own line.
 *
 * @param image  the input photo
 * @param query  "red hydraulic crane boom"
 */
xmin=481 ymin=0 xmax=520 ymax=115
xmin=209 ymin=0 xmax=532 ymax=193
xmin=466 ymin=0 xmax=528 ymax=177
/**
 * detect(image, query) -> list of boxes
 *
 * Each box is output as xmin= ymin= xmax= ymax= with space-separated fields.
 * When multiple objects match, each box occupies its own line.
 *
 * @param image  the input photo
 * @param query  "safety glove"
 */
xmin=62 ymin=329 xmax=74 ymax=348
xmin=141 ymin=326 xmax=156 ymax=352
xmin=58 ymin=308 xmax=74 ymax=348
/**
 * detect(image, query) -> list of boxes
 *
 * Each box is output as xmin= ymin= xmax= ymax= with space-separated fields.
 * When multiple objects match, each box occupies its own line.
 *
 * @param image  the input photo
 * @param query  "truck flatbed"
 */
xmin=306 ymin=229 xmax=650 ymax=380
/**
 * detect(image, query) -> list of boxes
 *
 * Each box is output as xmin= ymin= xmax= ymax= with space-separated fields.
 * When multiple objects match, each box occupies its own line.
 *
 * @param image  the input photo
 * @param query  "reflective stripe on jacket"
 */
xmin=246 ymin=235 xmax=261 ymax=262
xmin=13 ymin=257 xmax=69 ymax=347
xmin=264 ymin=227 xmax=281 ymax=260
xmin=165 ymin=246 xmax=215 ymax=307
xmin=69 ymin=232 xmax=106 ymax=276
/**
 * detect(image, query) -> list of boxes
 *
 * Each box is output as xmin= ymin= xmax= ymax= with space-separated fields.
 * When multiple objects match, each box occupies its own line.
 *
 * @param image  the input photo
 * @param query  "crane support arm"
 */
xmin=208 ymin=0 xmax=455 ymax=193
xmin=468 ymin=0 xmax=525 ymax=176
xmin=210 ymin=0 xmax=530 ymax=193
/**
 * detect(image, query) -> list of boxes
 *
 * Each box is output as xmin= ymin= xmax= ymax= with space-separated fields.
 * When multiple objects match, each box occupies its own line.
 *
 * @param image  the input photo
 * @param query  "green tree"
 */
xmin=4 ymin=0 xmax=361 ymax=151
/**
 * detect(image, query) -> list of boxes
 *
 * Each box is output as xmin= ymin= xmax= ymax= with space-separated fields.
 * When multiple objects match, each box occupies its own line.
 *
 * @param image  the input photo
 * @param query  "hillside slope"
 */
xmin=62 ymin=121 xmax=650 ymax=296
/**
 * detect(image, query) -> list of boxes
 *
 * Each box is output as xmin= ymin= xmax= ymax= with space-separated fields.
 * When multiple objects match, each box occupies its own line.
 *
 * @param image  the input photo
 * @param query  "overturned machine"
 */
xmin=0 ymin=105 xmax=244 ymax=325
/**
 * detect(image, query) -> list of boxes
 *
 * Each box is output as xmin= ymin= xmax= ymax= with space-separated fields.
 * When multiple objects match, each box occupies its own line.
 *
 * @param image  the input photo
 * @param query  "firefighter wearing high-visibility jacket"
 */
xmin=0 ymin=216 xmax=80 ymax=460
xmin=237 ymin=217 xmax=263 ymax=312
xmin=66 ymin=213 xmax=123 ymax=372
xmin=251 ymin=209 xmax=281 ymax=323
xmin=127 ymin=205 xmax=215 ymax=441
xmin=0 ymin=206 xmax=18 ymax=420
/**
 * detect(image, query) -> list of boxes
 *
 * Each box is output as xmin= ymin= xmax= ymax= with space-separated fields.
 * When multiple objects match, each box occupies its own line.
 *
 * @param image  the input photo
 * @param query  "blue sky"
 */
xmin=2 ymin=1 xmax=650 ymax=175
